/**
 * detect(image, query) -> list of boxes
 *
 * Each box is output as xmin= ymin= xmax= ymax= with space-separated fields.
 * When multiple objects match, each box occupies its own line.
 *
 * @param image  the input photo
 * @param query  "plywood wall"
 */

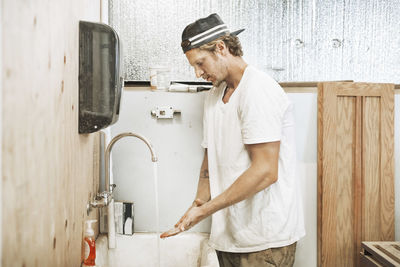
xmin=2 ymin=0 xmax=102 ymax=266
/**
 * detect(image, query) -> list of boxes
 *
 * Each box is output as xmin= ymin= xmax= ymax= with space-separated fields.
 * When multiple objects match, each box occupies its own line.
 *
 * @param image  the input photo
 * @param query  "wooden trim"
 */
xmin=123 ymin=86 xmax=321 ymax=93
xmin=354 ymin=96 xmax=363 ymax=267
xmin=317 ymin=83 xmax=323 ymax=267
xmin=334 ymin=82 xmax=394 ymax=96
xmin=318 ymin=82 xmax=340 ymax=266
xmin=124 ymin=86 xmax=152 ymax=91
xmin=280 ymin=80 xmax=354 ymax=87
xmin=379 ymin=84 xmax=395 ymax=240
xmin=282 ymin=87 xmax=316 ymax=93
xmin=124 ymin=83 xmax=400 ymax=94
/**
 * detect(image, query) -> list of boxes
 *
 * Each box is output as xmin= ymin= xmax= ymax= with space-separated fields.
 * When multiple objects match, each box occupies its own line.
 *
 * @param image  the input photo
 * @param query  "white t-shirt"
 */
xmin=202 ymin=65 xmax=305 ymax=252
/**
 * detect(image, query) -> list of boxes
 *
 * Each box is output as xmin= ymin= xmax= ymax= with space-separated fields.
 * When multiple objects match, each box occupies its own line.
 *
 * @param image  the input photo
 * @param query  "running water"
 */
xmin=153 ymin=162 xmax=161 ymax=267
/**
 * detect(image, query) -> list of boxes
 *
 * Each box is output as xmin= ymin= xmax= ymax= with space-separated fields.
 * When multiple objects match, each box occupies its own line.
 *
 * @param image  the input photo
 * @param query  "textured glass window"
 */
xmin=109 ymin=0 xmax=400 ymax=83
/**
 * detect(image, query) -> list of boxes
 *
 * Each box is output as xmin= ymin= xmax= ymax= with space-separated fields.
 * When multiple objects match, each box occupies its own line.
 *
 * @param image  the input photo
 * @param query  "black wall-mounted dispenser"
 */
xmin=79 ymin=21 xmax=123 ymax=134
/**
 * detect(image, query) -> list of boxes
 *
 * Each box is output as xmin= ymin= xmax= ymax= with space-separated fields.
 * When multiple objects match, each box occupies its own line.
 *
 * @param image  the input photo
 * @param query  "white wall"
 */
xmin=289 ymin=93 xmax=318 ymax=267
xmin=111 ymin=90 xmax=211 ymax=233
xmin=110 ymin=89 xmax=399 ymax=267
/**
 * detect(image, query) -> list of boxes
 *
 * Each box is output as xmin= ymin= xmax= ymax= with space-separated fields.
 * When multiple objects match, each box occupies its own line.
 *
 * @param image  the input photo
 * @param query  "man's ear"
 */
xmin=215 ymin=40 xmax=227 ymax=56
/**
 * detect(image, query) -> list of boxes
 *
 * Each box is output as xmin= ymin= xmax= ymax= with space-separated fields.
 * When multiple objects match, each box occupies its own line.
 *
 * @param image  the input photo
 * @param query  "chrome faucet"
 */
xmin=87 ymin=131 xmax=158 ymax=248
xmin=87 ymin=132 xmax=158 ymax=216
xmin=104 ymin=132 xmax=158 ymax=194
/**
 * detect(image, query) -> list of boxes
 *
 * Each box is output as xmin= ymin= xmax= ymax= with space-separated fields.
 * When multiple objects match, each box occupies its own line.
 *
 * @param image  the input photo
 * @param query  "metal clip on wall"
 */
xmin=151 ymin=106 xmax=181 ymax=119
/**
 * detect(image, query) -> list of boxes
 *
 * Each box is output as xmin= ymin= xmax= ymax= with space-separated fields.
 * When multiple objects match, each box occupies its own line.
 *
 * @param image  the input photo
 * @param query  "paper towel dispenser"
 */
xmin=79 ymin=21 xmax=123 ymax=134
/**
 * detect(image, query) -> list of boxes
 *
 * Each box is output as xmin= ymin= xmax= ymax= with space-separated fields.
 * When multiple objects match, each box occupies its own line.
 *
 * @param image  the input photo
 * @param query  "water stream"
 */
xmin=153 ymin=162 xmax=161 ymax=267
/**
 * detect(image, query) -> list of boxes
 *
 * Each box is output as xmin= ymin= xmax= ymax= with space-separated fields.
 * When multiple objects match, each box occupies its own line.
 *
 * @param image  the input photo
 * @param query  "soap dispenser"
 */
xmin=83 ymin=220 xmax=97 ymax=267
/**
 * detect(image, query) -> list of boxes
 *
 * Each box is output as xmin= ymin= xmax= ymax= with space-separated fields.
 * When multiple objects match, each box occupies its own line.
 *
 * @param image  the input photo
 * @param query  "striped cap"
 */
xmin=181 ymin=13 xmax=244 ymax=53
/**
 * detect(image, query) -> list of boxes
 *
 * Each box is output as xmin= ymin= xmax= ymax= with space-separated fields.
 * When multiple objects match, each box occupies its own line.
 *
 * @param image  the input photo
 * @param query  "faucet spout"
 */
xmin=105 ymin=132 xmax=158 ymax=193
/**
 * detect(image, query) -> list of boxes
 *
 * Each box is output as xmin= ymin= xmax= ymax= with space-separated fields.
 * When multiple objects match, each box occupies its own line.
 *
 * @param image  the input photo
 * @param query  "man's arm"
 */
xmin=174 ymin=141 xmax=280 ymax=231
xmin=193 ymin=149 xmax=211 ymax=205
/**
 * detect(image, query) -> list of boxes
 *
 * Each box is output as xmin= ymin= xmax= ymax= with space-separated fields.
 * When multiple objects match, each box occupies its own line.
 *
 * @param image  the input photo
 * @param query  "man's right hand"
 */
xmin=160 ymin=198 xmax=206 ymax=238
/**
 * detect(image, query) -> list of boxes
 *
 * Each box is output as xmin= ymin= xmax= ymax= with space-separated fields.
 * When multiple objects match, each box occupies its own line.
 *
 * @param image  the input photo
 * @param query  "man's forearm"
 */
xmin=200 ymin=142 xmax=280 ymax=218
xmin=194 ymin=150 xmax=211 ymax=205
xmin=201 ymin=164 xmax=276 ymax=216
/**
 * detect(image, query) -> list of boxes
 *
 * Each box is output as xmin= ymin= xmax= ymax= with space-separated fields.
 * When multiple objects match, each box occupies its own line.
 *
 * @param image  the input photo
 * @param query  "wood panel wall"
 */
xmin=2 ymin=1 xmax=101 ymax=266
xmin=317 ymin=82 xmax=395 ymax=267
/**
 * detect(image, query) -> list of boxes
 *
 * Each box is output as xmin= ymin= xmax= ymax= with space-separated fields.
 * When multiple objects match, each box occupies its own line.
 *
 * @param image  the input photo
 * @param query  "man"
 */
xmin=161 ymin=13 xmax=305 ymax=267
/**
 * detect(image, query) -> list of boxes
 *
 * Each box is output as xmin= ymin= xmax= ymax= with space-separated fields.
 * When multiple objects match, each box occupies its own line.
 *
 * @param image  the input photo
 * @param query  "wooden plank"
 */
xmin=360 ymin=254 xmax=384 ymax=267
xmin=354 ymin=96 xmax=363 ymax=267
xmin=279 ymin=80 xmax=353 ymax=87
xmin=363 ymin=96 xmax=381 ymax=241
xmin=283 ymin=87 xmax=316 ymax=93
xmin=317 ymin=83 xmax=324 ymax=267
xmin=362 ymin=242 xmax=400 ymax=266
xmin=319 ymin=82 xmax=339 ymax=266
xmin=376 ymin=245 xmax=400 ymax=264
xmin=336 ymin=96 xmax=356 ymax=267
xmin=379 ymin=85 xmax=395 ymax=241
xmin=2 ymin=0 xmax=101 ymax=266
xmin=335 ymin=82 xmax=394 ymax=96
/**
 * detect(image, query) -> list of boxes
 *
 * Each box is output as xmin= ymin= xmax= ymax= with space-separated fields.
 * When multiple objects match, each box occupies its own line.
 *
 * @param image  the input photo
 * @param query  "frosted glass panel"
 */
xmin=109 ymin=0 xmax=400 ymax=83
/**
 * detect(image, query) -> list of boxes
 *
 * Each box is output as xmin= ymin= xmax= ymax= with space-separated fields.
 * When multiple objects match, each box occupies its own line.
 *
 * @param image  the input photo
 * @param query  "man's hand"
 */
xmin=160 ymin=199 xmax=207 ymax=238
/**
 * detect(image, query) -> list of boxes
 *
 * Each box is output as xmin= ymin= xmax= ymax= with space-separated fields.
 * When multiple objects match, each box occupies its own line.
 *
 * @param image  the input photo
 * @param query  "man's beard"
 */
xmin=212 ymin=79 xmax=223 ymax=87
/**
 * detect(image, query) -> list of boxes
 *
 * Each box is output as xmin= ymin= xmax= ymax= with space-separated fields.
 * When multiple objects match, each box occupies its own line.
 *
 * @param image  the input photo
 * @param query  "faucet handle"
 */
xmin=96 ymin=191 xmax=109 ymax=200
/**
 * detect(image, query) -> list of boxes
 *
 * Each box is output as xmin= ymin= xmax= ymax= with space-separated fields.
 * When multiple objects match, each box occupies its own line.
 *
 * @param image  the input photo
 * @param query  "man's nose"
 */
xmin=195 ymin=67 xmax=204 ymax=78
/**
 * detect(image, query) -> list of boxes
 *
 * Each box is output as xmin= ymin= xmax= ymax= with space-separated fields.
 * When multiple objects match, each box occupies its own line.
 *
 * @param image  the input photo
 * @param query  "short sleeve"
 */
xmin=239 ymin=86 xmax=288 ymax=144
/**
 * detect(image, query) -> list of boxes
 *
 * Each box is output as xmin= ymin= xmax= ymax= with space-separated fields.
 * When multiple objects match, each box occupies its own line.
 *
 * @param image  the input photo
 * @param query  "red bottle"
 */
xmin=83 ymin=220 xmax=96 ymax=266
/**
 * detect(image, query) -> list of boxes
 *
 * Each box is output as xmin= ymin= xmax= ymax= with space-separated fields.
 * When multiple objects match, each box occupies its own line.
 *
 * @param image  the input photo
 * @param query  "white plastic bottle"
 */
xmin=83 ymin=220 xmax=97 ymax=267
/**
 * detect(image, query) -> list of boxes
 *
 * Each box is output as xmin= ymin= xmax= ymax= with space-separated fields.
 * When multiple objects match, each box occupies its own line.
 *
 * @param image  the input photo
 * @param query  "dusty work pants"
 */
xmin=216 ymin=242 xmax=297 ymax=267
